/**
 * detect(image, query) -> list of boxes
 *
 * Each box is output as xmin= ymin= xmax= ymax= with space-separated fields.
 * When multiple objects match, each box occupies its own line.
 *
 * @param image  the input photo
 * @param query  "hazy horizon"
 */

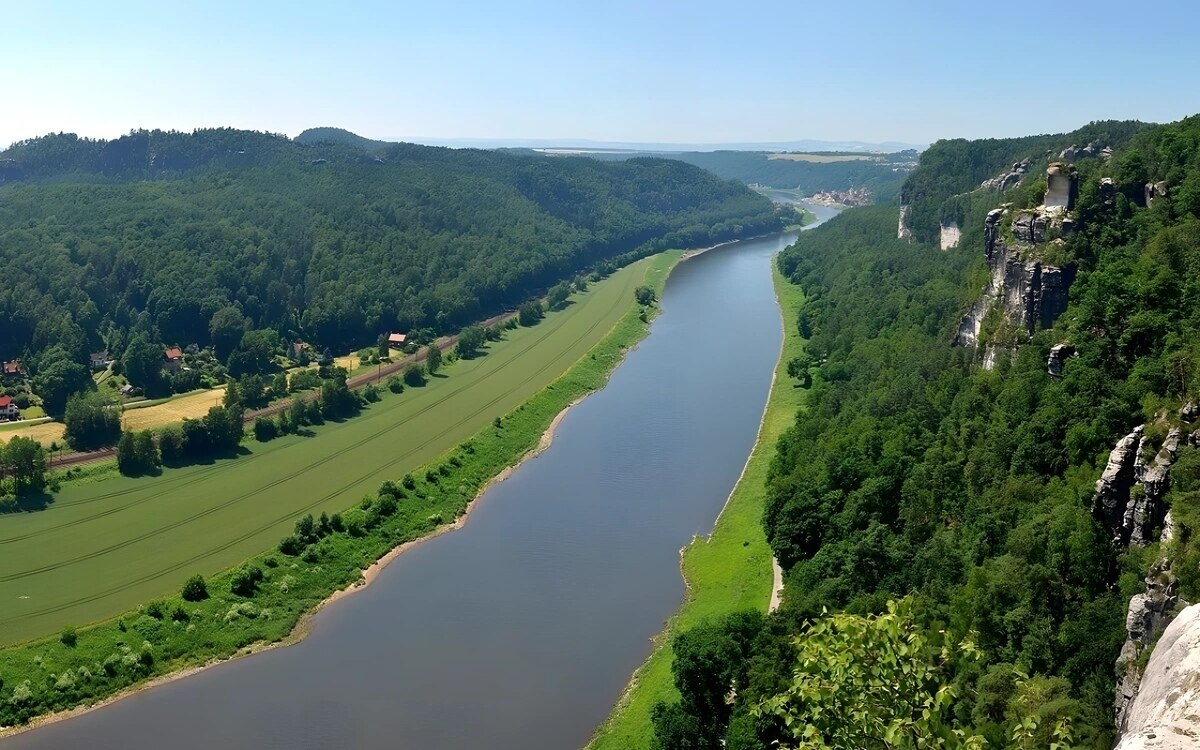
xmin=2 ymin=0 xmax=1198 ymax=149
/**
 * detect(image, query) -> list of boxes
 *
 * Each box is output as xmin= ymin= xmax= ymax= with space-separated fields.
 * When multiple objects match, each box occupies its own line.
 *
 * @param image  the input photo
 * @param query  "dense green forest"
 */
xmin=0 ymin=128 xmax=779 ymax=412
xmin=650 ymin=115 xmax=1200 ymax=748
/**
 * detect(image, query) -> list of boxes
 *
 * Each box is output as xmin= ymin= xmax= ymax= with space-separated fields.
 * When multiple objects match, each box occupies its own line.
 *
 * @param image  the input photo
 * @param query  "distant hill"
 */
xmin=0 ymin=128 xmax=780 ymax=389
xmin=294 ymin=127 xmax=395 ymax=152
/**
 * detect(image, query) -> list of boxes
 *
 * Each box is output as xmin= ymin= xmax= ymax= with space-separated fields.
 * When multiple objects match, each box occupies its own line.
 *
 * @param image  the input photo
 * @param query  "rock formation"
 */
xmin=898 ymin=205 xmax=913 ymax=241
xmin=1047 ymin=343 xmax=1074 ymax=377
xmin=1092 ymin=425 xmax=1180 ymax=547
xmin=980 ymin=159 xmax=1031 ymax=192
xmin=1115 ymin=603 xmax=1200 ymax=749
xmin=953 ymin=181 xmax=1077 ymax=367
xmin=1059 ymin=141 xmax=1113 ymax=163
xmin=1043 ymin=163 xmax=1078 ymax=212
xmin=939 ymin=222 xmax=961 ymax=250
xmin=1145 ymin=181 xmax=1169 ymax=207
xmin=1115 ymin=560 xmax=1187 ymax=736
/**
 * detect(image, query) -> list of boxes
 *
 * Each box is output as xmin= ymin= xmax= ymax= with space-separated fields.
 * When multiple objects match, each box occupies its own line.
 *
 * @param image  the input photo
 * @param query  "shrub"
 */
xmin=171 ymin=605 xmax=190 ymax=622
xmin=387 ymin=375 xmax=404 ymax=394
xmin=402 ymin=473 xmax=417 ymax=490
xmin=403 ymin=363 xmax=426 ymax=387
xmin=60 ymin=625 xmax=77 ymax=647
xmin=278 ymin=534 xmax=303 ymax=556
xmin=363 ymin=384 xmax=381 ymax=403
xmin=231 ymin=565 xmax=265 ymax=597
xmin=379 ymin=480 xmax=401 ymax=498
xmin=180 ymin=574 xmax=208 ymax=602
xmin=253 ymin=416 xmax=278 ymax=442
xmin=145 ymin=601 xmax=165 ymax=619
xmin=377 ymin=494 xmax=398 ymax=517
xmin=330 ymin=512 xmax=345 ymax=532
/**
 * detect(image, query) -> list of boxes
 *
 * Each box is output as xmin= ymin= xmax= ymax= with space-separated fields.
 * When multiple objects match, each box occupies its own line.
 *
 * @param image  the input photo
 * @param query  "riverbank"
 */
xmin=0 ymin=250 xmax=684 ymax=735
xmin=587 ymin=258 xmax=809 ymax=750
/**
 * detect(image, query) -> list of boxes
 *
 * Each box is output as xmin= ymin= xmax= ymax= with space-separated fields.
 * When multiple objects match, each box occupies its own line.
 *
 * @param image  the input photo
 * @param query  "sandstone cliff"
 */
xmin=1115 ymin=603 xmax=1200 ymax=749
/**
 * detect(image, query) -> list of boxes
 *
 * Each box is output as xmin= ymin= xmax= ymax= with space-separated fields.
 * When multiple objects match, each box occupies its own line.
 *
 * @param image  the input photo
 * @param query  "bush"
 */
xmin=635 ymin=285 xmax=656 ymax=305
xmin=253 ymin=416 xmax=278 ymax=442
xmin=180 ymin=574 xmax=208 ymax=602
xmin=402 ymin=473 xmax=417 ymax=490
xmin=387 ymin=375 xmax=404 ymax=393
xmin=377 ymin=494 xmax=398 ymax=516
xmin=230 ymin=565 xmax=264 ymax=597
xmin=363 ymin=383 xmax=381 ymax=403
xmin=403 ymin=363 xmax=426 ymax=387
xmin=278 ymin=535 xmax=303 ymax=556
xmin=60 ymin=625 xmax=77 ymax=647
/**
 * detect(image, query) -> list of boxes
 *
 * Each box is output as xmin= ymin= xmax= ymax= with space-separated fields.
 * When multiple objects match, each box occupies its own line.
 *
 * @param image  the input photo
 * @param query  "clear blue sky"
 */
xmin=2 ymin=0 xmax=1197 ymax=148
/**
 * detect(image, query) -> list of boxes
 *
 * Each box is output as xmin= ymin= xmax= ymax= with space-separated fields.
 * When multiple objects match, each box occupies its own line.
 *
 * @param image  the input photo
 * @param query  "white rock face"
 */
xmin=939 ymin=222 xmax=961 ymax=250
xmin=1044 ymin=163 xmax=1075 ymax=212
xmin=898 ymin=205 xmax=913 ymax=241
xmin=1116 ymin=603 xmax=1200 ymax=749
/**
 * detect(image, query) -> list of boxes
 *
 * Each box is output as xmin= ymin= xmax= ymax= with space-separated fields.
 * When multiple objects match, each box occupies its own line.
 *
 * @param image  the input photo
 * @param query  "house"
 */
xmin=119 ymin=383 xmax=137 ymax=397
xmin=387 ymin=332 xmax=407 ymax=347
xmin=0 ymin=395 xmax=20 ymax=420
xmin=291 ymin=341 xmax=311 ymax=360
xmin=2 ymin=360 xmax=23 ymax=379
xmin=163 ymin=346 xmax=184 ymax=373
xmin=89 ymin=351 xmax=111 ymax=370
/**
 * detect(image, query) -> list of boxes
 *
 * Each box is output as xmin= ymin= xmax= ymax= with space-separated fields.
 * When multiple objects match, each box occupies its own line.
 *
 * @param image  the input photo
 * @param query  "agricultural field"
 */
xmin=120 ymin=388 xmax=227 ymax=431
xmin=0 ymin=420 xmax=65 ymax=447
xmin=0 ymin=257 xmax=650 ymax=644
xmin=766 ymin=152 xmax=875 ymax=163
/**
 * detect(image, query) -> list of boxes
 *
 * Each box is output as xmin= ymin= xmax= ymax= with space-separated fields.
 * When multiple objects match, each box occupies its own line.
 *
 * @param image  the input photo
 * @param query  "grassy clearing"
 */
xmin=0 ymin=256 xmax=654 ymax=645
xmin=588 ymin=260 xmax=807 ymax=750
xmin=0 ymin=251 xmax=679 ymax=729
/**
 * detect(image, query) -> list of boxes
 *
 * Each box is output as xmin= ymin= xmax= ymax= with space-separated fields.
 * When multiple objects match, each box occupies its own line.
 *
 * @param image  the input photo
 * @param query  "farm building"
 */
xmin=3 ymin=360 xmax=23 ymax=379
xmin=164 ymin=346 xmax=184 ymax=373
xmin=90 ymin=351 xmax=111 ymax=370
xmin=387 ymin=332 xmax=407 ymax=346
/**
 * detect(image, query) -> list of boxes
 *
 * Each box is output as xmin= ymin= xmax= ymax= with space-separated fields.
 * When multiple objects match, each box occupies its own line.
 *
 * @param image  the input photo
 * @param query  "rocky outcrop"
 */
xmin=1093 ymin=426 xmax=1146 ymax=543
xmin=1115 ymin=603 xmax=1200 ymax=749
xmin=1043 ymin=163 xmax=1078 ymax=212
xmin=898 ymin=205 xmax=913 ymax=241
xmin=953 ymin=198 xmax=1076 ymax=366
xmin=939 ymin=222 xmax=961 ymax=250
xmin=1092 ymin=426 xmax=1181 ymax=547
xmin=1059 ymin=141 xmax=1113 ymax=163
xmin=1047 ymin=343 xmax=1074 ymax=377
xmin=1145 ymin=181 xmax=1169 ymax=207
xmin=980 ymin=159 xmax=1031 ymax=192
xmin=1115 ymin=560 xmax=1186 ymax=736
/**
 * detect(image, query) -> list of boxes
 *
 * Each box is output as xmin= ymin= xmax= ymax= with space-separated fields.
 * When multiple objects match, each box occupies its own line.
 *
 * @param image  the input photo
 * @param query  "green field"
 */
xmin=0 ymin=257 xmax=651 ymax=644
xmin=588 ymin=261 xmax=807 ymax=749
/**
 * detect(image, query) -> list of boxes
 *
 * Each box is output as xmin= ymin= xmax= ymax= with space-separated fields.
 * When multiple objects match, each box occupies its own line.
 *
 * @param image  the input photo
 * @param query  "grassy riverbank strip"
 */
xmin=0 ymin=251 xmax=681 ymax=733
xmin=588 ymin=261 xmax=807 ymax=750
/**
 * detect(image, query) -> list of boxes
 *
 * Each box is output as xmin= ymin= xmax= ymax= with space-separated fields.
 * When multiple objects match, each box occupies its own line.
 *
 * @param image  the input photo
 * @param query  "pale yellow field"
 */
xmin=121 ymin=388 xmax=226 ymax=431
xmin=767 ymin=152 xmax=875 ymax=163
xmin=0 ymin=421 xmax=66 ymax=447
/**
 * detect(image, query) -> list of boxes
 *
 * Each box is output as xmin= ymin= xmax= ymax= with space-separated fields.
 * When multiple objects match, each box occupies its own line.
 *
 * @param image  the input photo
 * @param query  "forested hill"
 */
xmin=294 ymin=126 xmax=394 ymax=151
xmin=0 ymin=128 xmax=779 ymax=376
xmin=647 ymin=114 xmax=1200 ymax=749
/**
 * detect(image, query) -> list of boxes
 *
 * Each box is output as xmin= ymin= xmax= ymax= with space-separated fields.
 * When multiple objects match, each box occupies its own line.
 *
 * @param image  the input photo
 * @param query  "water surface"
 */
xmin=5 ymin=209 xmax=833 ymax=749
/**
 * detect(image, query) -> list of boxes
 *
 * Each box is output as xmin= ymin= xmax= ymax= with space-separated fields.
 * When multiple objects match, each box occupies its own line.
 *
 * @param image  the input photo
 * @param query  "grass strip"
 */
xmin=0 ymin=251 xmax=679 ymax=732
xmin=587 ymin=259 xmax=807 ymax=750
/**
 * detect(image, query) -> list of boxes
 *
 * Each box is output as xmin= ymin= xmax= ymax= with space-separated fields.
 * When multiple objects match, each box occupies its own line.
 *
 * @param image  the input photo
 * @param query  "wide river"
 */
xmin=5 ymin=203 xmax=836 ymax=750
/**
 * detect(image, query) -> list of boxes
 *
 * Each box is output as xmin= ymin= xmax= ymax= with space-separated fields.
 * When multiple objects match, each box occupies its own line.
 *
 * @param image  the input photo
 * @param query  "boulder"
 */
xmin=980 ymin=159 xmax=1031 ymax=192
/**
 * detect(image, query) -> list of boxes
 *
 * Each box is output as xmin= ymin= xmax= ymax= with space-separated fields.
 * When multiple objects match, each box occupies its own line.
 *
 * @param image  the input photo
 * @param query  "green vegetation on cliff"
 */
xmin=643 ymin=114 xmax=1200 ymax=749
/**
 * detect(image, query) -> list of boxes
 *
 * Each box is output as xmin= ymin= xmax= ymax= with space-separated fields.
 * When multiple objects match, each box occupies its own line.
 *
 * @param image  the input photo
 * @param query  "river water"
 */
xmin=4 ymin=203 xmax=835 ymax=750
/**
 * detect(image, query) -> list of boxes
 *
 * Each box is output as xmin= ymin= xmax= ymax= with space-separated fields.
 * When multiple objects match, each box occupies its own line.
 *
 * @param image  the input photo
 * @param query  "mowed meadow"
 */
xmin=0 ymin=257 xmax=650 ymax=644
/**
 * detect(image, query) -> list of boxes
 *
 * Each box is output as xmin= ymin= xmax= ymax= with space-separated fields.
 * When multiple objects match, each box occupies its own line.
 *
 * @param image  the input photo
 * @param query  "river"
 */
xmin=3 ymin=202 xmax=836 ymax=750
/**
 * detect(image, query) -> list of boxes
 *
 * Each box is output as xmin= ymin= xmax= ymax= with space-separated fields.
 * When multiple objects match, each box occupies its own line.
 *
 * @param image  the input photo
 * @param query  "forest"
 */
xmin=649 ymin=115 xmax=1200 ymax=748
xmin=0 ymin=128 xmax=780 ymax=413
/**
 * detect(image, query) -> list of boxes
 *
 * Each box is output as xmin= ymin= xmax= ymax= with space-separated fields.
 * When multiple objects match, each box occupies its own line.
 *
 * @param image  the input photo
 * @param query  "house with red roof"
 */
xmin=0 ymin=395 xmax=21 ymax=420
xmin=2 ymin=360 xmax=23 ymax=380
xmin=387 ymin=332 xmax=407 ymax=347
xmin=163 ymin=346 xmax=184 ymax=373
